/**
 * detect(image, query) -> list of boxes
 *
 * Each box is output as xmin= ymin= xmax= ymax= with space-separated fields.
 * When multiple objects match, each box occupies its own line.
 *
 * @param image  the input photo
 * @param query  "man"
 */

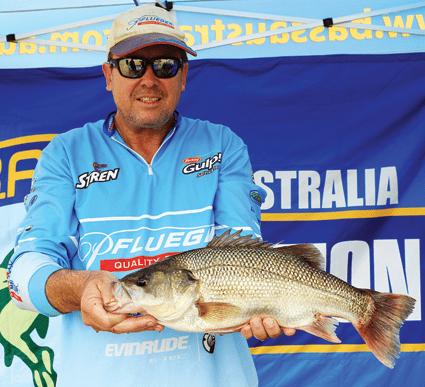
xmin=7 ymin=4 xmax=294 ymax=386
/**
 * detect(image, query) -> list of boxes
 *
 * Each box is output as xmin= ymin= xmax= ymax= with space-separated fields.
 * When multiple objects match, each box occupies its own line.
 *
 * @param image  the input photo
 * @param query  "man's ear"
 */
xmin=102 ymin=62 xmax=113 ymax=91
xmin=181 ymin=63 xmax=188 ymax=92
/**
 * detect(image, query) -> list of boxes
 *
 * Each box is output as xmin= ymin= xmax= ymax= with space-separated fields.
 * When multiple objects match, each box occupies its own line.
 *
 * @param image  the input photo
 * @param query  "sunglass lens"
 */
xmin=115 ymin=58 xmax=181 ymax=79
xmin=119 ymin=59 xmax=146 ymax=78
xmin=153 ymin=59 xmax=179 ymax=78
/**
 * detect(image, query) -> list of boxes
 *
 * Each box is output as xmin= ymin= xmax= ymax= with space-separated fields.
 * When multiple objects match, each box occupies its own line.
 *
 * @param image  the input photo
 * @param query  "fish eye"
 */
xmin=137 ymin=275 xmax=149 ymax=287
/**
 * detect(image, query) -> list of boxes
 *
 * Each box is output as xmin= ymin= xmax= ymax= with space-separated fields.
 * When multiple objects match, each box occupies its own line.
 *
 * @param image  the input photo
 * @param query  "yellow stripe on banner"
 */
xmin=250 ymin=343 xmax=425 ymax=355
xmin=262 ymin=208 xmax=425 ymax=222
xmin=0 ymin=134 xmax=57 ymax=149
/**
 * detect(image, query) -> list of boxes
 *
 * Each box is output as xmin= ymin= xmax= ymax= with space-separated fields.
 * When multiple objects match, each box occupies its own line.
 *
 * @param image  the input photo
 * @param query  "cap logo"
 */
xmin=128 ymin=14 xmax=175 ymax=31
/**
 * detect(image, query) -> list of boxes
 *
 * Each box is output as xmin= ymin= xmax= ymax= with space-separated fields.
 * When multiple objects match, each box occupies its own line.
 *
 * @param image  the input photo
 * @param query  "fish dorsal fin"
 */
xmin=274 ymin=244 xmax=325 ymax=270
xmin=207 ymin=229 xmax=271 ymax=249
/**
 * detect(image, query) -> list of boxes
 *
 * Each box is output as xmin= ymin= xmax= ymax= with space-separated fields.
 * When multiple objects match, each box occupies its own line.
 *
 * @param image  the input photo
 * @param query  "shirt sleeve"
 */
xmin=213 ymin=127 xmax=266 ymax=238
xmin=7 ymin=135 xmax=79 ymax=316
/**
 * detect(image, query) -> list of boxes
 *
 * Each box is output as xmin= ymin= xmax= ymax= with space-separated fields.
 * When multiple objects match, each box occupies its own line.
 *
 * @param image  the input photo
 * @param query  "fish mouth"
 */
xmin=105 ymin=281 xmax=134 ymax=313
xmin=112 ymin=280 xmax=131 ymax=298
xmin=106 ymin=282 xmax=150 ymax=315
xmin=107 ymin=301 xmax=135 ymax=313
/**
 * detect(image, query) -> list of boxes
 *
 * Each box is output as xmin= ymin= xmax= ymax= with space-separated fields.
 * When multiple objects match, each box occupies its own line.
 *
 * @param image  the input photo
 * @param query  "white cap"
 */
xmin=106 ymin=4 xmax=197 ymax=58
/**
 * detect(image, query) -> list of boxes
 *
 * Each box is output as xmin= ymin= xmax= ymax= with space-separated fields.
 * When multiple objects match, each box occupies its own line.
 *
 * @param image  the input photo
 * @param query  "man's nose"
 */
xmin=139 ymin=63 xmax=157 ymax=86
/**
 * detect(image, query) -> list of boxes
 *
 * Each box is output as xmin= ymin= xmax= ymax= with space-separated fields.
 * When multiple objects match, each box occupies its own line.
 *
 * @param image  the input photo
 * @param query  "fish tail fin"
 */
xmin=353 ymin=290 xmax=416 ymax=369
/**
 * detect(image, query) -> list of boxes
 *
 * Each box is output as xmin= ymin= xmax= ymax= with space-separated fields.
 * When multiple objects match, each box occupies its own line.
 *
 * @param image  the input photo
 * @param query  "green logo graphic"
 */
xmin=0 ymin=250 xmax=57 ymax=387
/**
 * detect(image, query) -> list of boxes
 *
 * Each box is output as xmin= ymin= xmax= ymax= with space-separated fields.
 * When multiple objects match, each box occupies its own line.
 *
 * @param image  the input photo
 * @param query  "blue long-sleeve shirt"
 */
xmin=8 ymin=111 xmax=264 ymax=387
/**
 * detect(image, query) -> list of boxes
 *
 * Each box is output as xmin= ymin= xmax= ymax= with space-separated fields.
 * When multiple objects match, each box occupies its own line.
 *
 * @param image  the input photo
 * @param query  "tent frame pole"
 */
xmin=1 ymin=2 xmax=424 ymax=53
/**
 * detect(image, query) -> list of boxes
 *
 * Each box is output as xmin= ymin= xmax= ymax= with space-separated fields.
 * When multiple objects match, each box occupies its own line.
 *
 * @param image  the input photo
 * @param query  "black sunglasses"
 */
xmin=109 ymin=57 xmax=185 ymax=79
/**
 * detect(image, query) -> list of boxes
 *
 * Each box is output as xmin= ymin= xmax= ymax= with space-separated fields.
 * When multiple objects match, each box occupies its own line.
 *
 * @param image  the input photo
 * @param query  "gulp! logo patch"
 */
xmin=182 ymin=153 xmax=222 ymax=178
xmin=76 ymin=163 xmax=120 ymax=189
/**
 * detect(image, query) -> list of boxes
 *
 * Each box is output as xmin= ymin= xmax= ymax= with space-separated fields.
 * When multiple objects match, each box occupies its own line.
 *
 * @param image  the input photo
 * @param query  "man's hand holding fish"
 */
xmin=241 ymin=317 xmax=296 ymax=341
xmin=45 ymin=269 xmax=164 ymax=334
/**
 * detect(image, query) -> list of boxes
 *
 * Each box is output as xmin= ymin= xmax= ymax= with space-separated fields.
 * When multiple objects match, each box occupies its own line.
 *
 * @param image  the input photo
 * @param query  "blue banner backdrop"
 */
xmin=0 ymin=53 xmax=424 ymax=386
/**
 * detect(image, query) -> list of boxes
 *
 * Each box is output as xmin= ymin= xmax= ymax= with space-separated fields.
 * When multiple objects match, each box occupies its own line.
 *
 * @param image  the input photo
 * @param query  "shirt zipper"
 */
xmin=112 ymin=127 xmax=177 ymax=176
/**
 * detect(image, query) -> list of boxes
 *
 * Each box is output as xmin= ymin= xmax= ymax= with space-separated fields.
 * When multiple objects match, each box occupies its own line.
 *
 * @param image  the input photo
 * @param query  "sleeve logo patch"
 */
xmin=8 ymin=279 xmax=23 ymax=302
xmin=250 ymin=190 xmax=262 ymax=206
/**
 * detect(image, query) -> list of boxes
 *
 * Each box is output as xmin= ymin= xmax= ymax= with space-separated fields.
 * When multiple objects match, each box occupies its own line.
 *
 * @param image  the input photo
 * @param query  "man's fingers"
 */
xmin=81 ymin=299 xmax=128 ymax=331
xmin=240 ymin=317 xmax=297 ymax=340
xmin=249 ymin=317 xmax=269 ymax=341
xmin=89 ymin=271 xmax=119 ymax=306
xmin=79 ymin=271 xmax=165 ymax=334
xmin=81 ymin=271 xmax=130 ymax=332
xmin=281 ymin=327 xmax=296 ymax=336
xmin=241 ymin=323 xmax=253 ymax=339
xmin=110 ymin=315 xmax=164 ymax=334
xmin=263 ymin=317 xmax=282 ymax=339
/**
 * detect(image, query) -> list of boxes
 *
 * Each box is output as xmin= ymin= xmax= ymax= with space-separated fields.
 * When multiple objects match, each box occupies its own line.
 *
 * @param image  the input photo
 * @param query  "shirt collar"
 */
xmin=103 ymin=111 xmax=116 ymax=137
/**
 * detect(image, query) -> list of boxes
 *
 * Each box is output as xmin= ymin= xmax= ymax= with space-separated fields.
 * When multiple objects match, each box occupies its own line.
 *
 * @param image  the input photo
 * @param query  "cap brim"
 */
xmin=110 ymin=33 xmax=197 ymax=57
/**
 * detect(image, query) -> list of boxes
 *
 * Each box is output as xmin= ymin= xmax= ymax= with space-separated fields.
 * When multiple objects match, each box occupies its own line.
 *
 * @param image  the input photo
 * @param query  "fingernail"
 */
xmin=105 ymin=300 xmax=118 ymax=307
xmin=147 ymin=322 xmax=154 ymax=328
xmin=253 ymin=320 xmax=261 ymax=327
xmin=266 ymin=320 xmax=274 ymax=328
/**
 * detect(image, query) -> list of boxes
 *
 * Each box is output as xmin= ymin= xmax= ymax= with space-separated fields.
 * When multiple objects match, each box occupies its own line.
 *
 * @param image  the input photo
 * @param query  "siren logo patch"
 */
xmin=128 ymin=15 xmax=175 ymax=31
xmin=76 ymin=163 xmax=120 ymax=189
xmin=182 ymin=152 xmax=222 ymax=178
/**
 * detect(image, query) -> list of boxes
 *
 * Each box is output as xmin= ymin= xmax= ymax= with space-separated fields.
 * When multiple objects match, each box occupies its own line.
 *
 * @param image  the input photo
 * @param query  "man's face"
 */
xmin=103 ymin=45 xmax=188 ymax=132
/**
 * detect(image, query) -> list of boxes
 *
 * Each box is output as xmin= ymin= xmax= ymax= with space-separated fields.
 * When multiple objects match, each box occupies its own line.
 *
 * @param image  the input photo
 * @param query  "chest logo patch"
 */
xmin=182 ymin=152 xmax=222 ymax=178
xmin=75 ymin=163 xmax=120 ymax=189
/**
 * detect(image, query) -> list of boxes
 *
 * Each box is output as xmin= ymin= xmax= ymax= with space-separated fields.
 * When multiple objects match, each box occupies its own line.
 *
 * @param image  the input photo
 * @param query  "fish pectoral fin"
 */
xmin=297 ymin=315 xmax=341 ymax=343
xmin=196 ymin=301 xmax=242 ymax=325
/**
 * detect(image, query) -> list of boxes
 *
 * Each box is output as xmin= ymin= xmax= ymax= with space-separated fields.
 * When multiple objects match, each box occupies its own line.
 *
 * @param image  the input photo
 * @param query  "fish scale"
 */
xmin=107 ymin=229 xmax=416 ymax=369
xmin=180 ymin=246 xmax=359 ymax=326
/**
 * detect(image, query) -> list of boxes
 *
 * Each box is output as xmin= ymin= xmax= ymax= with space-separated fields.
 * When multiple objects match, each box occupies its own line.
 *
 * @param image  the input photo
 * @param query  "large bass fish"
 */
xmin=106 ymin=230 xmax=415 ymax=368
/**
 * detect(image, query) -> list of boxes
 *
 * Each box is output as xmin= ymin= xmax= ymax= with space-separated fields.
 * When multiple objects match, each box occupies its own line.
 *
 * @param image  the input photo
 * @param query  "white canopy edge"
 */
xmin=1 ymin=1 xmax=424 ymax=53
